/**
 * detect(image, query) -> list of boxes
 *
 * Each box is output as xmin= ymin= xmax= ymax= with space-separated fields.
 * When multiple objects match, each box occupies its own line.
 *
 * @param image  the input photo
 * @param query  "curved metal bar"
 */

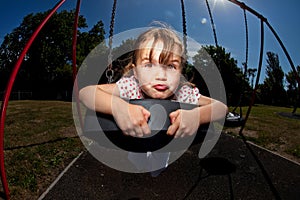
xmin=72 ymin=0 xmax=81 ymax=81
xmin=0 ymin=1 xmax=66 ymax=199
xmin=228 ymin=0 xmax=300 ymax=87
xmin=264 ymin=20 xmax=300 ymax=86
xmin=72 ymin=0 xmax=84 ymax=131
xmin=243 ymin=8 xmax=249 ymax=73
xmin=228 ymin=0 xmax=266 ymax=21
xmin=238 ymin=18 xmax=282 ymax=200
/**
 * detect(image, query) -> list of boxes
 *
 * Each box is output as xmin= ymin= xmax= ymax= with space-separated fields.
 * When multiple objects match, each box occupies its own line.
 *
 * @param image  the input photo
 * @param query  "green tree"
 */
xmin=261 ymin=51 xmax=287 ymax=106
xmin=193 ymin=45 xmax=250 ymax=106
xmin=286 ymin=65 xmax=300 ymax=112
xmin=77 ymin=20 xmax=107 ymax=64
xmin=246 ymin=68 xmax=257 ymax=89
xmin=0 ymin=10 xmax=106 ymax=99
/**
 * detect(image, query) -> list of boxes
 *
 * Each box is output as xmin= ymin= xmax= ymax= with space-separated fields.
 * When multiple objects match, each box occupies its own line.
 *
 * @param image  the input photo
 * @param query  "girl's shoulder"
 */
xmin=117 ymin=75 xmax=136 ymax=83
xmin=175 ymin=85 xmax=201 ymax=104
xmin=177 ymin=84 xmax=200 ymax=94
xmin=116 ymin=76 xmax=141 ymax=99
xmin=116 ymin=76 xmax=138 ymax=88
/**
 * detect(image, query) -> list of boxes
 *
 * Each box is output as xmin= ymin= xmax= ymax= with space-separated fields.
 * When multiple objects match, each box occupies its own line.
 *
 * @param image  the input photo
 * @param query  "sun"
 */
xmin=211 ymin=0 xmax=227 ymax=12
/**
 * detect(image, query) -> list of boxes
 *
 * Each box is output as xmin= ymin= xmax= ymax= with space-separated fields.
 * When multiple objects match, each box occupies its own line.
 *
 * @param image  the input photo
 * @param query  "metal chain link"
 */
xmin=180 ymin=0 xmax=188 ymax=59
xmin=106 ymin=0 xmax=117 ymax=83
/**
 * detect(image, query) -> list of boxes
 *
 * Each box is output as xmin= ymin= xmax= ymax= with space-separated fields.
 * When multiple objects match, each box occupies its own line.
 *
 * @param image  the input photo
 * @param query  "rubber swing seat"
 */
xmin=83 ymin=99 xmax=213 ymax=152
xmin=224 ymin=112 xmax=245 ymax=127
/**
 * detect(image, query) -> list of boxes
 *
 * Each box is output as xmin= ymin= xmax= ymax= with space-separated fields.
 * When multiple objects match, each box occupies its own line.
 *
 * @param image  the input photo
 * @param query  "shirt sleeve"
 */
xmin=175 ymin=85 xmax=201 ymax=105
xmin=116 ymin=76 xmax=142 ymax=99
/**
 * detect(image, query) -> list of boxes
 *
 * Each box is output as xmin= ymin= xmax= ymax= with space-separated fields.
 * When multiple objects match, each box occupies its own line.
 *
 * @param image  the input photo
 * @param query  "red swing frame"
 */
xmin=1 ymin=0 xmax=299 ymax=199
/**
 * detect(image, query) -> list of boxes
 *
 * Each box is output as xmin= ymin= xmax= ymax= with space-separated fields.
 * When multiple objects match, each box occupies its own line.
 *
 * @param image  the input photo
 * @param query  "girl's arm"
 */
xmin=167 ymin=95 xmax=228 ymax=138
xmin=79 ymin=84 xmax=121 ymax=114
xmin=79 ymin=84 xmax=151 ymax=137
xmin=196 ymin=95 xmax=228 ymax=124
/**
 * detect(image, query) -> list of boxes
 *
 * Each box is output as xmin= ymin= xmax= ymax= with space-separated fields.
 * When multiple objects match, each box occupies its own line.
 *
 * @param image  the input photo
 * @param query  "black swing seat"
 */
xmin=83 ymin=99 xmax=215 ymax=152
xmin=224 ymin=112 xmax=245 ymax=127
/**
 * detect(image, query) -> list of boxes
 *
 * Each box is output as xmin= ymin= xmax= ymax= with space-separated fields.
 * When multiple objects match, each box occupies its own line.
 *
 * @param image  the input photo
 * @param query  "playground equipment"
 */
xmin=1 ymin=0 xmax=300 ymax=199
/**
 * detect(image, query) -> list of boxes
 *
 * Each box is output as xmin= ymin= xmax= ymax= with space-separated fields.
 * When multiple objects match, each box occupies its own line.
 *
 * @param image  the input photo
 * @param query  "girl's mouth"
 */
xmin=153 ymin=84 xmax=169 ymax=91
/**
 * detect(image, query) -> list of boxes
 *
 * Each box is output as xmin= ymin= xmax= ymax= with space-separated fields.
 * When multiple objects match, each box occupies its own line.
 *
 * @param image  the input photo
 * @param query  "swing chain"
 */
xmin=180 ymin=0 xmax=188 ymax=58
xmin=106 ymin=50 xmax=114 ymax=83
xmin=107 ymin=34 xmax=114 ymax=83
xmin=105 ymin=68 xmax=114 ymax=83
xmin=106 ymin=0 xmax=117 ymax=83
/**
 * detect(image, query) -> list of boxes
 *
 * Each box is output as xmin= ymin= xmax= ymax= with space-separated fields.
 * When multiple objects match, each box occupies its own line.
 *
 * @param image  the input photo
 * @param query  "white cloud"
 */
xmin=201 ymin=18 xmax=207 ymax=24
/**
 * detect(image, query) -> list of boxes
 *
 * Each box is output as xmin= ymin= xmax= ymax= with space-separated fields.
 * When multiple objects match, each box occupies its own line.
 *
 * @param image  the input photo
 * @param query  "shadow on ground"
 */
xmin=40 ymin=134 xmax=300 ymax=200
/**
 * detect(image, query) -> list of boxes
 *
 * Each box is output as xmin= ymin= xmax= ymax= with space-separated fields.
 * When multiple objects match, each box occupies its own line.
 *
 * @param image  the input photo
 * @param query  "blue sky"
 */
xmin=1 ymin=0 xmax=299 ymax=83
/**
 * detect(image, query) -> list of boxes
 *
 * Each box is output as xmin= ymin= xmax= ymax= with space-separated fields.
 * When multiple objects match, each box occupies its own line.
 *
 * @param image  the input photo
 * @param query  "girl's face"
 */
xmin=133 ymin=39 xmax=182 ymax=99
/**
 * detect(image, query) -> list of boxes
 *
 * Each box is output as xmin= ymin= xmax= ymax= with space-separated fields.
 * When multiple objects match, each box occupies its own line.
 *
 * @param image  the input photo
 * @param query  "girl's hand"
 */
xmin=112 ymin=101 xmax=151 ymax=137
xmin=167 ymin=109 xmax=200 ymax=138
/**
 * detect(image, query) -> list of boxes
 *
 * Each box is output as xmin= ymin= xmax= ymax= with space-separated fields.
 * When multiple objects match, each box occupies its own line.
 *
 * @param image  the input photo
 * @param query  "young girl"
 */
xmin=79 ymin=25 xmax=228 ymax=175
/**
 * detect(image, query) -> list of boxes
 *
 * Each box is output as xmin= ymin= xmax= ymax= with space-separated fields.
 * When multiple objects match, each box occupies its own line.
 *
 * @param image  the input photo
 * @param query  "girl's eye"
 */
xmin=167 ymin=64 xmax=176 ymax=70
xmin=144 ymin=63 xmax=153 ymax=68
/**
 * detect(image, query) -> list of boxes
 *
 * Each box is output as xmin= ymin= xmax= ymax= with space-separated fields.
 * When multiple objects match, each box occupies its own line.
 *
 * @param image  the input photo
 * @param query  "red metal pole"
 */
xmin=72 ymin=0 xmax=84 ymax=131
xmin=72 ymin=0 xmax=81 ymax=81
xmin=0 ymin=1 xmax=65 ymax=199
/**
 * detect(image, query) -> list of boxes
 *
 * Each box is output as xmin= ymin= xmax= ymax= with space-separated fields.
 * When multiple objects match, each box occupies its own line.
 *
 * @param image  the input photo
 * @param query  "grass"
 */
xmin=224 ymin=104 xmax=300 ymax=162
xmin=1 ymin=100 xmax=84 ymax=200
xmin=0 ymin=101 xmax=299 ymax=199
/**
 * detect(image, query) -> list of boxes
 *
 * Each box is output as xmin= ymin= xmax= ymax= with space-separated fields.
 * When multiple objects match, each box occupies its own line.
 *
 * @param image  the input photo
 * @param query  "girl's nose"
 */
xmin=155 ymin=65 xmax=167 ymax=81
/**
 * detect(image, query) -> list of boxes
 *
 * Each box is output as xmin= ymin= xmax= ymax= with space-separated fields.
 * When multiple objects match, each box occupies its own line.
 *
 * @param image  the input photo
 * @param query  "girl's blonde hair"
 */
xmin=123 ymin=24 xmax=187 ymax=76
